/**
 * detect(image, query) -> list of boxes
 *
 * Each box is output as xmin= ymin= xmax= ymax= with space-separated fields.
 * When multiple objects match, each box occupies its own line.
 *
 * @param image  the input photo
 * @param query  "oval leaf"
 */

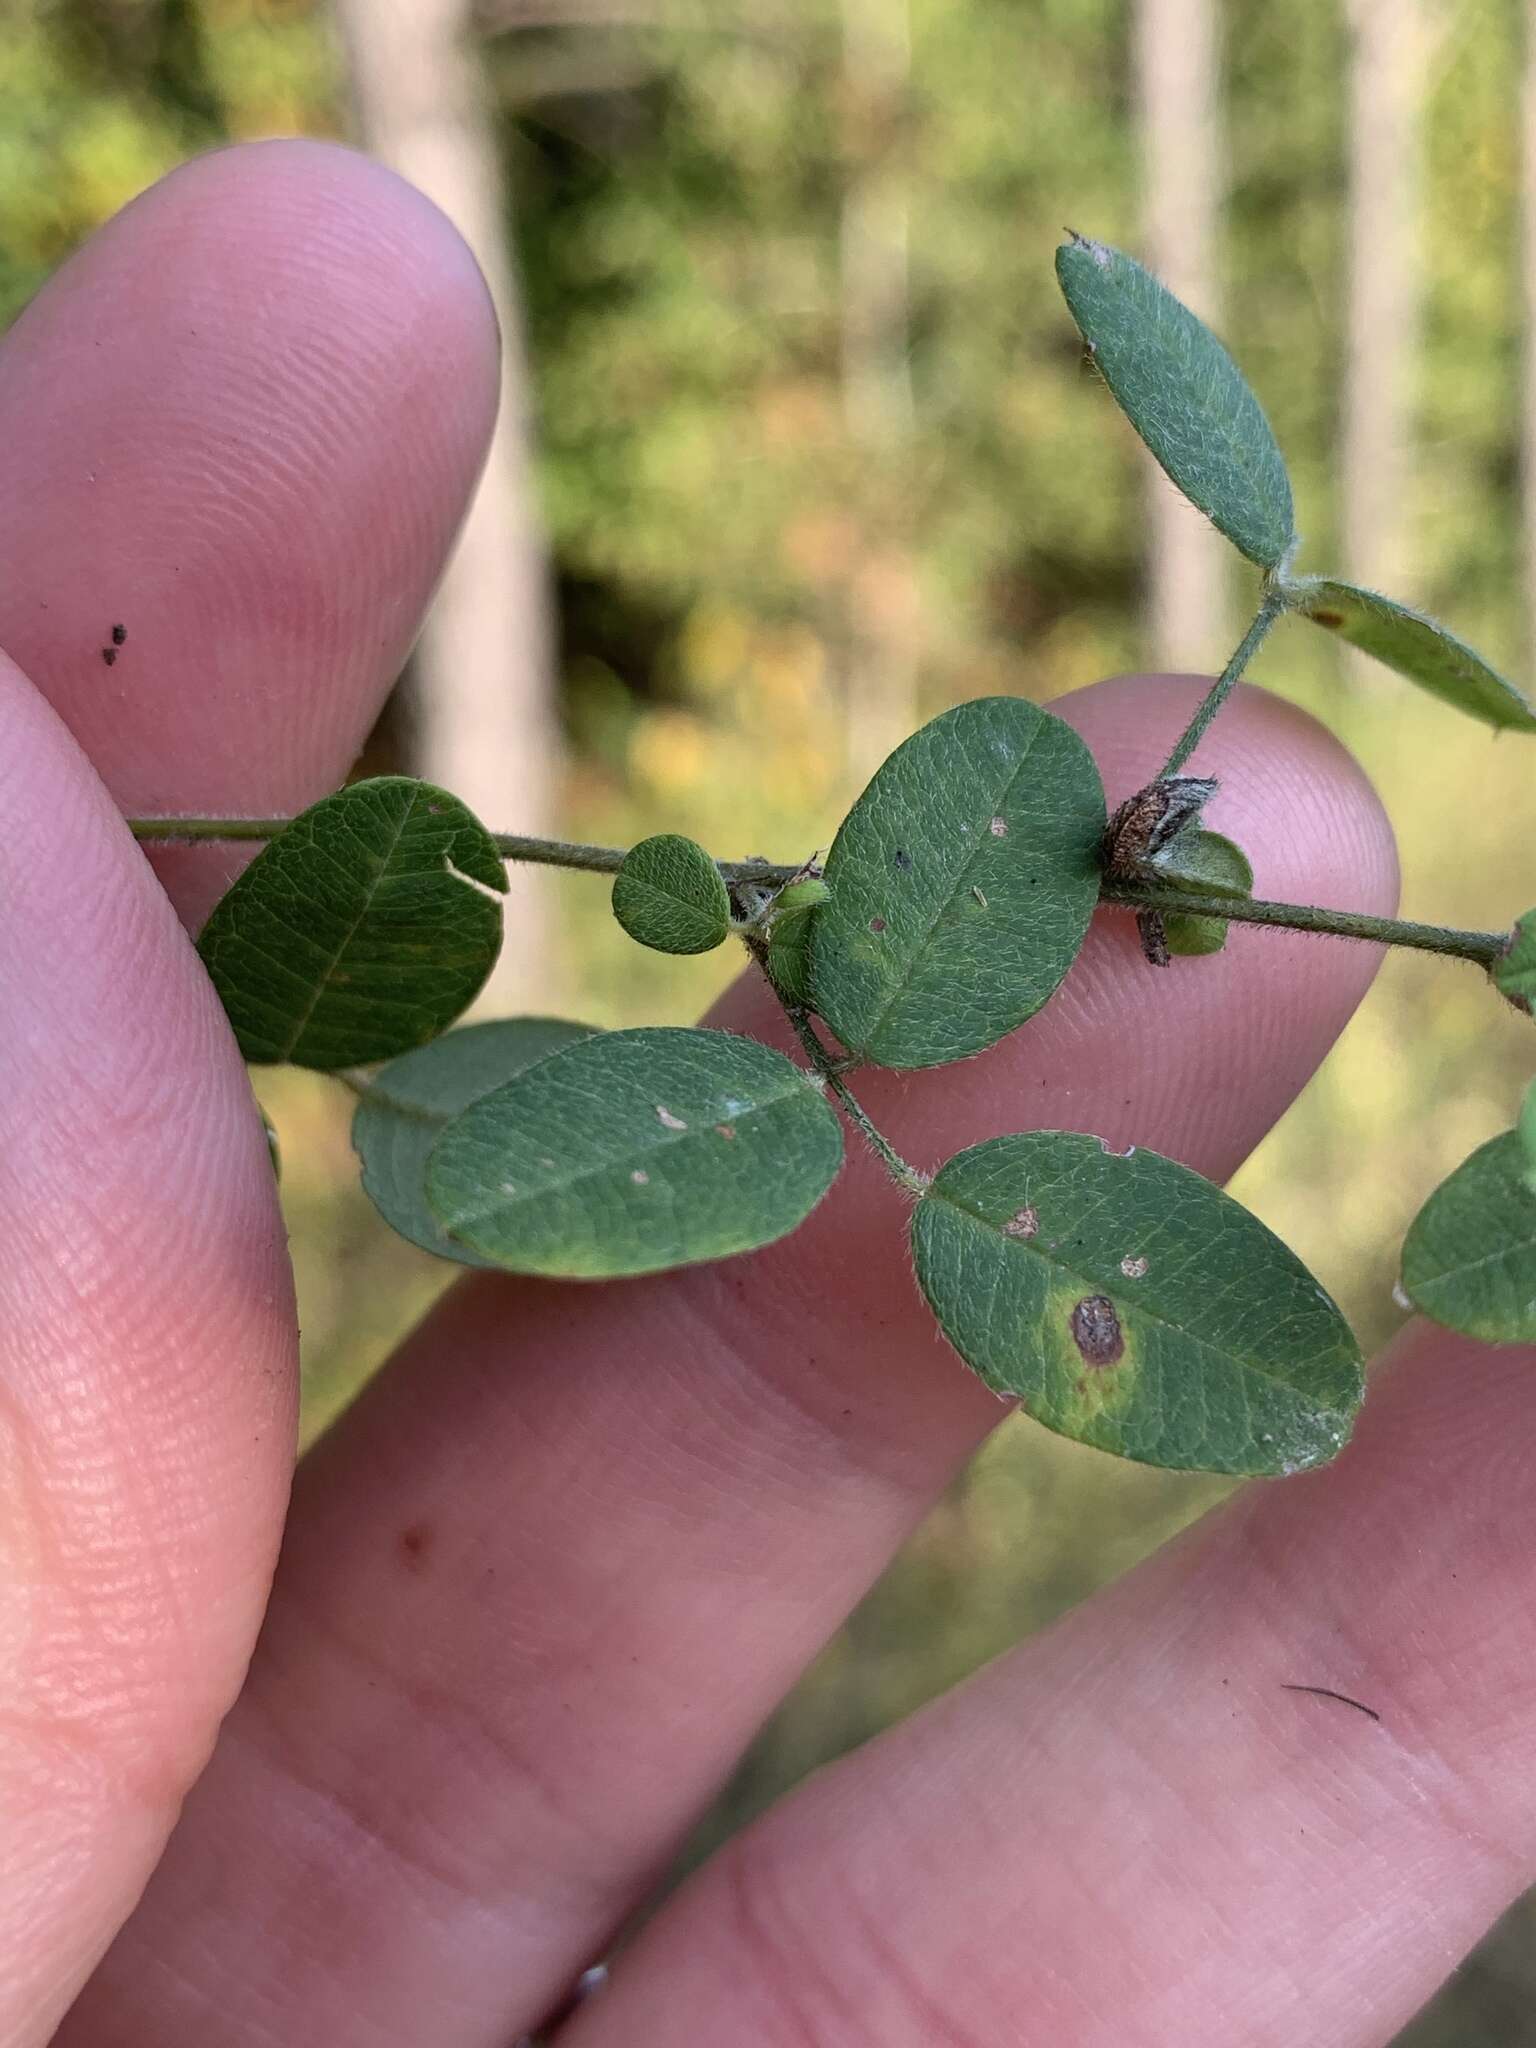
xmin=426 ymin=1026 xmax=844 ymax=1278
xmin=1401 ymin=1130 xmax=1536 ymax=1342
xmin=911 ymin=1131 xmax=1363 ymax=1476
xmin=1056 ymin=233 xmax=1296 ymax=570
xmin=810 ymin=698 xmax=1105 ymax=1068
xmin=612 ymin=834 xmax=732 ymax=954
xmin=1296 ymin=579 xmax=1536 ymax=733
xmin=353 ymin=1017 xmax=600 ymax=1264
xmin=197 ymin=778 xmax=507 ymax=1069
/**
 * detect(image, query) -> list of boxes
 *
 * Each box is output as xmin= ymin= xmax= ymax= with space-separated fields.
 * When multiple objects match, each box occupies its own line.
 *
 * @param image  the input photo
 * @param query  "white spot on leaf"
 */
xmin=655 ymin=1105 xmax=688 ymax=1131
xmin=1120 ymin=1255 xmax=1148 ymax=1279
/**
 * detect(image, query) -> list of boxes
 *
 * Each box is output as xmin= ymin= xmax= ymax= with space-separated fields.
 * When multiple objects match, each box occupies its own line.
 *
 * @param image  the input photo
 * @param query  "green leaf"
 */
xmin=1493 ymin=912 xmax=1536 ymax=1016
xmin=426 ymin=1026 xmax=844 ymax=1278
xmin=1520 ymin=1083 xmax=1536 ymax=1196
xmin=353 ymin=1017 xmax=600 ymax=1264
xmin=764 ymin=877 xmax=831 ymax=1007
xmin=1153 ymin=829 xmax=1253 ymax=958
xmin=810 ymin=698 xmax=1105 ymax=1068
xmin=1401 ymin=1130 xmax=1536 ymax=1342
xmin=1295 ymin=579 xmax=1536 ymax=733
xmin=1055 ymin=233 xmax=1295 ymax=570
xmin=197 ymin=778 xmax=507 ymax=1070
xmin=910 ymin=1131 xmax=1363 ymax=1475
xmin=612 ymin=834 xmax=732 ymax=954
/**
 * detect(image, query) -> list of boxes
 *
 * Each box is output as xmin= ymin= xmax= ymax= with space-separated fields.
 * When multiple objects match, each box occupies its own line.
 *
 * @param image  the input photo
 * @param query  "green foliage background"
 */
xmin=6 ymin=1 xmax=1536 ymax=2031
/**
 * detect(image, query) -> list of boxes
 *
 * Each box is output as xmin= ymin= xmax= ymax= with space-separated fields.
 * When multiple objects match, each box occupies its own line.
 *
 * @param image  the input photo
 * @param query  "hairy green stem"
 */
xmin=127 ymin=816 xmax=797 ymax=886
xmin=779 ymin=1004 xmax=929 ymax=1194
xmin=129 ymin=810 xmax=1508 ymax=968
xmin=1159 ymin=592 xmax=1287 ymax=777
xmin=1102 ymin=883 xmax=1506 ymax=966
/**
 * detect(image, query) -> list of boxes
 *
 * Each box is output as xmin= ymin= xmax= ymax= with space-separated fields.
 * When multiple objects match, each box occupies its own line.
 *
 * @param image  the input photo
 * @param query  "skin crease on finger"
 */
xmin=560 ymin=1322 xmax=1536 ymax=2048
xmin=0 ymin=143 xmax=501 ymax=2042
xmin=60 ymin=679 xmax=1402 ymax=2048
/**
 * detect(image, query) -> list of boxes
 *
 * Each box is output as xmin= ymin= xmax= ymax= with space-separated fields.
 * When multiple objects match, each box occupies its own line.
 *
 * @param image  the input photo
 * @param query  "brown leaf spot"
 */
xmin=715 ymin=1123 xmax=736 ymax=1139
xmin=1004 ymin=1205 xmax=1039 ymax=1239
xmin=869 ymin=916 xmax=887 ymax=933
xmin=1308 ymin=608 xmax=1345 ymax=629
xmin=1070 ymin=1295 xmax=1124 ymax=1367
xmin=989 ymin=815 xmax=1008 ymax=837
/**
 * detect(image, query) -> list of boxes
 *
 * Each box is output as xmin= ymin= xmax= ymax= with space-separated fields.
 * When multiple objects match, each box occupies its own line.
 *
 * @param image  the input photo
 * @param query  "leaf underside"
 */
xmin=911 ymin=1131 xmax=1363 ymax=1476
xmin=197 ymin=777 xmax=507 ymax=1070
xmin=612 ymin=834 xmax=733 ymax=954
xmin=353 ymin=1017 xmax=600 ymax=1265
xmin=426 ymin=1026 xmax=845 ymax=1279
xmin=1055 ymin=234 xmax=1296 ymax=571
xmin=810 ymin=697 xmax=1106 ymax=1068
xmin=1297 ymin=579 xmax=1536 ymax=733
xmin=1401 ymin=1129 xmax=1536 ymax=1343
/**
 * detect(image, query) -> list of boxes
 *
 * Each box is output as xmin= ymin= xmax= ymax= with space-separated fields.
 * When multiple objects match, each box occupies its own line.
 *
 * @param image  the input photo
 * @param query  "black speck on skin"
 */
xmin=101 ymin=647 xmax=116 ymax=667
xmin=110 ymin=623 xmax=126 ymax=646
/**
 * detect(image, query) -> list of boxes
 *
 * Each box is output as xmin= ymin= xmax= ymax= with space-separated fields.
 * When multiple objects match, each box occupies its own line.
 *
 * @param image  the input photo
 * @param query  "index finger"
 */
xmin=0 ymin=138 xmax=500 ymax=924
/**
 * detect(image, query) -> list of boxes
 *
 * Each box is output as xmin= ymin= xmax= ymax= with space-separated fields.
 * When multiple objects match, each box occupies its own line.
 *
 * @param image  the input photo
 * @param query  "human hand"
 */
xmin=3 ymin=144 xmax=1521 ymax=2048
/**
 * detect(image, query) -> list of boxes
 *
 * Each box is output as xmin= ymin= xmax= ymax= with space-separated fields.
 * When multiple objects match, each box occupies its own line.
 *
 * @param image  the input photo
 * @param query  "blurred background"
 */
xmin=4 ymin=0 xmax=1536 ymax=2034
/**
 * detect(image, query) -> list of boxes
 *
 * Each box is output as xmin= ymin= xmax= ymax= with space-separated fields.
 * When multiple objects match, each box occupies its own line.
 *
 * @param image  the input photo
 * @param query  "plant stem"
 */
xmin=1101 ymin=882 xmax=1507 ymax=966
xmin=1159 ymin=592 xmax=1287 ymax=777
xmin=129 ymin=810 xmax=1509 ymax=967
xmin=127 ymin=816 xmax=797 ymax=886
xmin=779 ymin=1004 xmax=929 ymax=1194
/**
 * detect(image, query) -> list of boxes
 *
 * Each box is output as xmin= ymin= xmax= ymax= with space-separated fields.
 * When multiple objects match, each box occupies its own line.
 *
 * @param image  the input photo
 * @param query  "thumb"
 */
xmin=0 ymin=654 xmax=296 ymax=2043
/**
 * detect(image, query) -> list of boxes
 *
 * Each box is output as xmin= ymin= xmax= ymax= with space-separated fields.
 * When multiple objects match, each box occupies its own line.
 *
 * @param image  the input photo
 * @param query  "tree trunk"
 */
xmin=1522 ymin=0 xmax=1536 ymax=671
xmin=332 ymin=0 xmax=561 ymax=1008
xmin=1133 ymin=0 xmax=1229 ymax=674
xmin=840 ymin=0 xmax=919 ymax=780
xmin=1342 ymin=0 xmax=1433 ymax=595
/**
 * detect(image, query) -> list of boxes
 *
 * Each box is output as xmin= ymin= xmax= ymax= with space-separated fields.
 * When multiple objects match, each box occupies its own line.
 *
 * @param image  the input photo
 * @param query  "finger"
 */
xmin=0 ymin=141 xmax=498 ymax=2040
xmin=66 ymin=678 xmax=1400 ymax=2048
xmin=0 ymin=138 xmax=499 ymax=926
xmin=0 ymin=661 xmax=296 ymax=2044
xmin=568 ymin=1312 xmax=1536 ymax=2048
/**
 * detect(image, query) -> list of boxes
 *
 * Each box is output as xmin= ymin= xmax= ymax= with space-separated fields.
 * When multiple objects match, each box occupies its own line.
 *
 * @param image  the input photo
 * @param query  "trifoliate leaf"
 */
xmin=1295 ymin=580 xmax=1536 ymax=733
xmin=911 ymin=1130 xmax=1363 ymax=1475
xmin=1056 ymin=233 xmax=1296 ymax=570
xmin=426 ymin=1027 xmax=843 ymax=1278
xmin=197 ymin=777 xmax=506 ymax=1069
xmin=1401 ymin=1131 xmax=1536 ymax=1342
xmin=612 ymin=834 xmax=732 ymax=954
xmin=353 ymin=1017 xmax=600 ymax=1264
xmin=811 ymin=698 xmax=1105 ymax=1068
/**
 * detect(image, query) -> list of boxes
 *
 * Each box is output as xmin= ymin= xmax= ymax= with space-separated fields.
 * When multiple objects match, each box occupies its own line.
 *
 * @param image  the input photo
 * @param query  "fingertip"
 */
xmin=0 ymin=138 xmax=502 ymax=925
